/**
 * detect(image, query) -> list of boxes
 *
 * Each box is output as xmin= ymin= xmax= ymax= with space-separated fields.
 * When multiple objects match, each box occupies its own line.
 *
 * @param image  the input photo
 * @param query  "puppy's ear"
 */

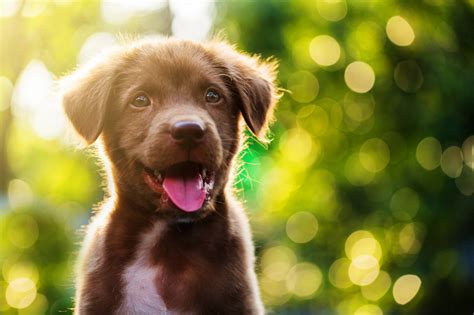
xmin=60 ymin=50 xmax=121 ymax=145
xmin=210 ymin=42 xmax=279 ymax=141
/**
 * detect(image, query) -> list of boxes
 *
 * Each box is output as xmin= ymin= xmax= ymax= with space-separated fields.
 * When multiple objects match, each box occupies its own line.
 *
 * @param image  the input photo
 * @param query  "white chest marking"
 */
xmin=116 ymin=222 xmax=172 ymax=315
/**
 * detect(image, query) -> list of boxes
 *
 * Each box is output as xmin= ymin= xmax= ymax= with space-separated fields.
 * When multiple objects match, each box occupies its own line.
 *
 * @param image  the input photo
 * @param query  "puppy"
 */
xmin=61 ymin=38 xmax=278 ymax=314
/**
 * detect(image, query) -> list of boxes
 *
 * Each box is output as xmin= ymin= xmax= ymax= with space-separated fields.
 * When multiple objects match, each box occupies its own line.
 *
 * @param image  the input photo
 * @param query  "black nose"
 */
xmin=171 ymin=121 xmax=205 ymax=147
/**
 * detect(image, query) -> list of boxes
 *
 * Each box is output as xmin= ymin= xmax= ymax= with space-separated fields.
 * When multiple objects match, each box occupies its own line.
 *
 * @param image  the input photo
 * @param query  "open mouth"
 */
xmin=143 ymin=161 xmax=215 ymax=212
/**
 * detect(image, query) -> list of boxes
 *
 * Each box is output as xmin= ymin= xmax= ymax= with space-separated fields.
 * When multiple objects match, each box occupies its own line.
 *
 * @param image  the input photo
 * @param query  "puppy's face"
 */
xmin=62 ymin=39 xmax=277 ymax=222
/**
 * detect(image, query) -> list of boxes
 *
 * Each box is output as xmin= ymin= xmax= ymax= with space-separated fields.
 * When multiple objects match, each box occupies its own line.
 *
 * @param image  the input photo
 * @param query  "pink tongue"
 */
xmin=162 ymin=165 xmax=206 ymax=212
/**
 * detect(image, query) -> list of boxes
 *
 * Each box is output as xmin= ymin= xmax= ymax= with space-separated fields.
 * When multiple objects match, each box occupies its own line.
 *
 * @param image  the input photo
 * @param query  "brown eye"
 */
xmin=205 ymin=89 xmax=221 ymax=103
xmin=131 ymin=94 xmax=151 ymax=107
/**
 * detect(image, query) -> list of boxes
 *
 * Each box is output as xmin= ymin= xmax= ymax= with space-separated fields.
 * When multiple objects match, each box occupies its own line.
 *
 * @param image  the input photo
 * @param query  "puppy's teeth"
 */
xmin=153 ymin=170 xmax=163 ymax=183
xmin=202 ymin=168 xmax=207 ymax=179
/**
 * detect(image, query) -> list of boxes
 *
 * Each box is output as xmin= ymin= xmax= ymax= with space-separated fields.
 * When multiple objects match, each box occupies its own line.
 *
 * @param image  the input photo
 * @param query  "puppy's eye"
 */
xmin=205 ymin=89 xmax=221 ymax=103
xmin=131 ymin=94 xmax=151 ymax=107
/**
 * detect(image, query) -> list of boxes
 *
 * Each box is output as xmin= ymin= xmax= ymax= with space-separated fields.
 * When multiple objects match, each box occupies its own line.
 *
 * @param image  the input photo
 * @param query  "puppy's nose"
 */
xmin=171 ymin=121 xmax=205 ymax=147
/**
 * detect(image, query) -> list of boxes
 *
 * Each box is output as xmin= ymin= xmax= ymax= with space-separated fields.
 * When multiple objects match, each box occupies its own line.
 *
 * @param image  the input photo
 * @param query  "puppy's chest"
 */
xmin=116 ymin=222 xmax=173 ymax=314
xmin=118 ymin=259 xmax=169 ymax=314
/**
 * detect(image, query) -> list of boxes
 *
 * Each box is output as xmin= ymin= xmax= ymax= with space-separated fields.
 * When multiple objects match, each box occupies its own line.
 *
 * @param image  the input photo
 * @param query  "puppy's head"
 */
xmin=61 ymin=38 xmax=278 ymax=222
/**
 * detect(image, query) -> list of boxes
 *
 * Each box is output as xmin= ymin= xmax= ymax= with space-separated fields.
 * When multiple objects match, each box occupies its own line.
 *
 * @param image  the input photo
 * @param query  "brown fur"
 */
xmin=61 ymin=38 xmax=278 ymax=314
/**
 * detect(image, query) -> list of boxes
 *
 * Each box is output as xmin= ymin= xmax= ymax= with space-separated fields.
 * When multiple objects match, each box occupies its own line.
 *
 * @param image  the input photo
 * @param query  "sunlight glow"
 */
xmin=101 ymin=0 xmax=167 ymax=25
xmin=0 ymin=0 xmax=20 ymax=17
xmin=0 ymin=76 xmax=13 ymax=111
xmin=169 ymin=0 xmax=215 ymax=41
xmin=78 ymin=32 xmax=118 ymax=65
xmin=12 ymin=60 xmax=67 ymax=140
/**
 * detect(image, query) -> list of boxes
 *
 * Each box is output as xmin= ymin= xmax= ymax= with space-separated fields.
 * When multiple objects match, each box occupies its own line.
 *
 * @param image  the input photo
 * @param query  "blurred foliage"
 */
xmin=1 ymin=0 xmax=473 ymax=314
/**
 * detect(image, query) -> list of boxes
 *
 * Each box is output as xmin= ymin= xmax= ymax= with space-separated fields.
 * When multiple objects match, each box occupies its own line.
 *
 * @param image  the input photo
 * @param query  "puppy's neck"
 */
xmin=112 ymin=188 xmax=229 ymax=225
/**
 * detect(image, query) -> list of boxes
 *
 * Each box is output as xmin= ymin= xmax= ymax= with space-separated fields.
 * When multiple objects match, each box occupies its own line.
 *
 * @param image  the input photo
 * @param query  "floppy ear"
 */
xmin=210 ymin=42 xmax=279 ymax=141
xmin=60 ymin=51 xmax=121 ymax=145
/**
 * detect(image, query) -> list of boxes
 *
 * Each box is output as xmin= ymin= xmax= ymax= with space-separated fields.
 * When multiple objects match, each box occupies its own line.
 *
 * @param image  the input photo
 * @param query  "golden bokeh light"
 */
xmin=455 ymin=165 xmax=474 ymax=196
xmin=390 ymin=187 xmax=420 ymax=221
xmin=359 ymin=138 xmax=391 ymax=173
xmin=337 ymin=297 xmax=366 ymax=315
xmin=345 ymin=230 xmax=382 ymax=262
xmin=348 ymin=255 xmax=380 ymax=286
xmin=286 ymin=211 xmax=319 ymax=243
xmin=5 ymin=262 xmax=39 ymax=284
xmin=316 ymin=0 xmax=347 ymax=22
xmin=344 ymin=61 xmax=375 ymax=93
xmin=347 ymin=22 xmax=385 ymax=60
xmin=8 ymin=179 xmax=34 ymax=209
xmin=260 ymin=274 xmax=291 ymax=305
xmin=345 ymin=153 xmax=375 ymax=186
xmin=350 ymin=238 xmax=383 ymax=263
xmin=462 ymin=135 xmax=474 ymax=169
xmin=416 ymin=137 xmax=442 ymax=170
xmin=296 ymin=105 xmax=330 ymax=136
xmin=18 ymin=293 xmax=48 ymax=315
xmin=309 ymin=35 xmax=341 ymax=66
xmin=287 ymin=71 xmax=319 ymax=103
xmin=7 ymin=214 xmax=39 ymax=249
xmin=260 ymin=166 xmax=295 ymax=211
xmin=386 ymin=16 xmax=415 ymax=46
xmin=392 ymin=274 xmax=422 ymax=305
xmin=261 ymin=246 xmax=297 ymax=281
xmin=0 ymin=76 xmax=13 ymax=111
xmin=394 ymin=60 xmax=423 ymax=93
xmin=361 ymin=271 xmax=392 ymax=301
xmin=399 ymin=223 xmax=420 ymax=254
xmin=286 ymin=263 xmax=323 ymax=298
xmin=5 ymin=277 xmax=37 ymax=309
xmin=279 ymin=128 xmax=318 ymax=167
xmin=344 ymin=93 xmax=375 ymax=123
xmin=440 ymin=146 xmax=464 ymax=178
xmin=328 ymin=258 xmax=352 ymax=289
xmin=354 ymin=304 xmax=383 ymax=315
xmin=259 ymin=246 xmax=295 ymax=304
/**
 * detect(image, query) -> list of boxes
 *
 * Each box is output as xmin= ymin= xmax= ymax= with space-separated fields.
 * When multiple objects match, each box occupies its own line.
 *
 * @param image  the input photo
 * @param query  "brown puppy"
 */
xmin=61 ymin=38 xmax=278 ymax=314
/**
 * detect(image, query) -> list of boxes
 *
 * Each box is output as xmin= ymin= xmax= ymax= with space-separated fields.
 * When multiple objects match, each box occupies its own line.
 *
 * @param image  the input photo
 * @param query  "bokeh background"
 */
xmin=1 ymin=0 xmax=473 ymax=314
